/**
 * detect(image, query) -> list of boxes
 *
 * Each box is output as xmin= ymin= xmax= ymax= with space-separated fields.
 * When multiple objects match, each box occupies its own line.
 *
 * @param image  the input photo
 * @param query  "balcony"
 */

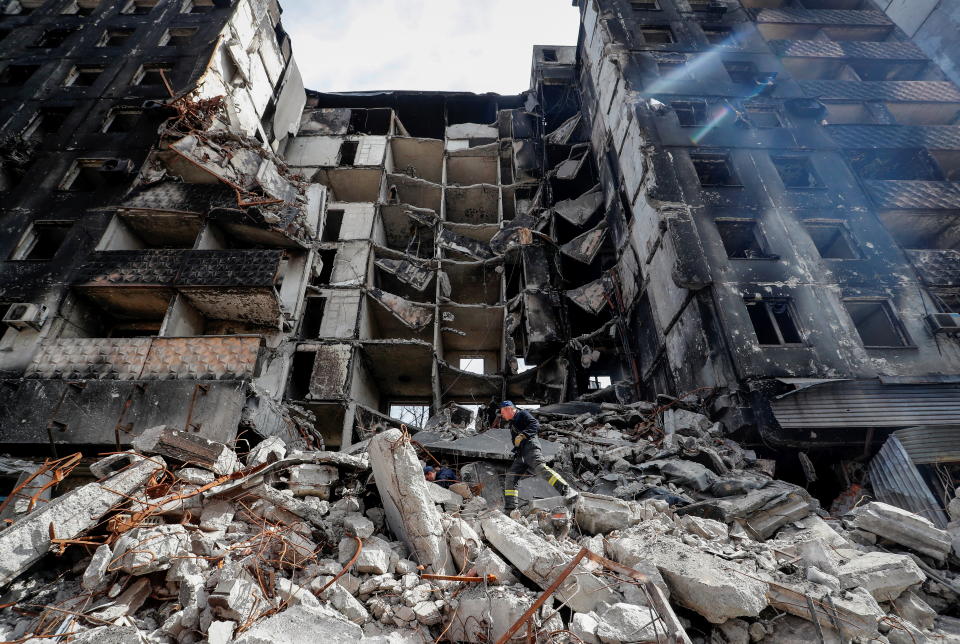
xmin=907 ymin=249 xmax=960 ymax=287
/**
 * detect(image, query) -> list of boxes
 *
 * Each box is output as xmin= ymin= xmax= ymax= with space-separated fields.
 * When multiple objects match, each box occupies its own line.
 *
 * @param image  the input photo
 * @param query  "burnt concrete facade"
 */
xmin=0 ymin=0 xmax=959 ymax=466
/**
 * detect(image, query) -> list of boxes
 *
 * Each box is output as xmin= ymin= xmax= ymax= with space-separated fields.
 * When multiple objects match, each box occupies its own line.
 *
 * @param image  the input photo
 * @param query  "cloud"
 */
xmin=281 ymin=0 xmax=580 ymax=95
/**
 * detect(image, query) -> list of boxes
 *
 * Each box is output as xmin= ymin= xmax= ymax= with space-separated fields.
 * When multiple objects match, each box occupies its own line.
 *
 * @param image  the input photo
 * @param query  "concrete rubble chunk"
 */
xmin=207 ymin=620 xmax=236 ymax=644
xmin=472 ymin=546 xmax=517 ymax=584
xmin=343 ymin=513 xmax=375 ymax=539
xmin=893 ymin=590 xmax=937 ymax=631
xmin=111 ymin=524 xmax=191 ymax=575
xmin=340 ymin=535 xmax=394 ymax=574
xmin=767 ymin=582 xmax=881 ymax=639
xmin=0 ymin=452 xmax=164 ymax=589
xmin=82 ymin=543 xmax=114 ymax=592
xmin=480 ymin=510 xmax=620 ymax=613
xmin=68 ymin=625 xmax=144 ymax=644
xmin=233 ymin=602 xmax=363 ymax=643
xmin=200 ymin=500 xmax=236 ymax=532
xmin=247 ymin=436 xmax=287 ymax=466
xmin=607 ymin=528 xmax=767 ymax=623
xmin=368 ymin=428 xmax=453 ymax=574
xmin=573 ymin=492 xmax=644 ymax=535
xmin=836 ymin=551 xmax=926 ymax=601
xmin=131 ymin=425 xmax=238 ymax=475
xmin=596 ymin=603 xmax=664 ymax=644
xmin=89 ymin=577 xmax=152 ymax=621
xmin=288 ymin=463 xmax=339 ymax=499
xmin=444 ymin=517 xmax=482 ymax=570
xmin=850 ymin=502 xmax=953 ymax=561
xmin=571 ymin=612 xmax=601 ymax=644
xmin=209 ymin=578 xmax=267 ymax=623
xmin=444 ymin=584 xmax=536 ymax=644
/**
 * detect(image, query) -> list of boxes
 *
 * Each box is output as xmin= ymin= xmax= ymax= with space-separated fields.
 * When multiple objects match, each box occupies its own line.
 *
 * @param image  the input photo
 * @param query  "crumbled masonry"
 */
xmin=0 ymin=404 xmax=958 ymax=643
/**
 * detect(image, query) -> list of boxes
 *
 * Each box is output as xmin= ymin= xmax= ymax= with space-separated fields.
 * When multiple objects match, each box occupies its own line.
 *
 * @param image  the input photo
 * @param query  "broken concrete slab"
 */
xmin=443 ymin=584 xmax=536 ymax=644
xmin=209 ymin=578 xmax=267 ymax=623
xmin=233 ymin=602 xmax=363 ymax=643
xmin=82 ymin=543 xmax=114 ymax=592
xmin=89 ymin=577 xmax=152 ymax=622
xmin=894 ymin=590 xmax=938 ymax=631
xmin=574 ymin=492 xmax=644 ymax=535
xmin=837 ymin=551 xmax=925 ymax=601
xmin=111 ymin=524 xmax=192 ymax=575
xmin=132 ymin=426 xmax=238 ymax=475
xmin=850 ymin=502 xmax=953 ymax=561
xmin=368 ymin=429 xmax=453 ymax=574
xmin=480 ymin=510 xmax=620 ymax=613
xmin=288 ymin=463 xmax=339 ymax=499
xmin=247 ymin=436 xmax=287 ymax=467
xmin=0 ymin=453 xmax=164 ymax=588
xmin=767 ymin=581 xmax=880 ymax=640
xmin=596 ymin=602 xmax=663 ymax=644
xmin=571 ymin=611 xmax=601 ymax=644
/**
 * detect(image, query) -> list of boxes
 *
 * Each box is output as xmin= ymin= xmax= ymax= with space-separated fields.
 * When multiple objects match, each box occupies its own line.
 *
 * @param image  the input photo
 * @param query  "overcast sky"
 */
xmin=281 ymin=1 xmax=580 ymax=95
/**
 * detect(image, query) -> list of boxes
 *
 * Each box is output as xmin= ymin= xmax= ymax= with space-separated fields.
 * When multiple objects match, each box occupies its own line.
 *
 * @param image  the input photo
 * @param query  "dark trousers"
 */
xmin=503 ymin=437 xmax=570 ymax=510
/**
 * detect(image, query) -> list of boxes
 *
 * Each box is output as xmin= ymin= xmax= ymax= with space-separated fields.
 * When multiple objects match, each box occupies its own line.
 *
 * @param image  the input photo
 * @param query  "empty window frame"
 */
xmin=28 ymin=107 xmax=71 ymax=136
xmin=932 ymin=291 xmax=960 ymax=314
xmin=844 ymin=299 xmax=909 ymax=347
xmin=672 ymin=100 xmax=707 ymax=126
xmin=703 ymin=26 xmax=735 ymax=45
xmin=587 ymin=375 xmax=613 ymax=389
xmin=122 ymin=0 xmax=158 ymax=15
xmin=744 ymin=299 xmax=803 ymax=345
xmin=724 ymin=61 xmax=759 ymax=84
xmin=458 ymin=357 xmax=485 ymax=374
xmin=630 ymin=0 xmax=660 ymax=9
xmin=0 ymin=64 xmax=41 ymax=87
xmin=183 ymin=0 xmax=216 ymax=13
xmin=99 ymin=28 xmax=134 ymax=46
xmin=338 ymin=140 xmax=359 ymax=166
xmin=64 ymin=65 xmax=103 ymax=87
xmin=160 ymin=27 xmax=198 ymax=46
xmin=34 ymin=28 xmax=77 ymax=48
xmin=745 ymin=105 xmax=783 ymax=127
xmin=657 ymin=60 xmax=689 ymax=78
xmin=541 ymin=48 xmax=558 ymax=62
xmin=62 ymin=1 xmax=101 ymax=16
xmin=691 ymin=153 xmax=738 ymax=186
xmin=716 ymin=219 xmax=775 ymax=259
xmin=803 ymin=222 xmax=859 ymax=259
xmin=389 ymin=404 xmax=430 ymax=427
xmin=102 ymin=109 xmax=143 ymax=133
xmin=134 ymin=63 xmax=173 ymax=86
xmin=772 ymin=156 xmax=822 ymax=188
xmin=641 ymin=27 xmax=674 ymax=44
xmin=59 ymin=159 xmax=107 ymax=191
xmin=9 ymin=222 xmax=72 ymax=260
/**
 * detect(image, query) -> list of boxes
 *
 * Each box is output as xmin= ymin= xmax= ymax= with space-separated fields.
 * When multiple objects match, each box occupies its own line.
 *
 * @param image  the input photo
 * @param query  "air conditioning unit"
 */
xmin=3 ymin=303 xmax=48 ymax=331
xmin=928 ymin=312 xmax=960 ymax=335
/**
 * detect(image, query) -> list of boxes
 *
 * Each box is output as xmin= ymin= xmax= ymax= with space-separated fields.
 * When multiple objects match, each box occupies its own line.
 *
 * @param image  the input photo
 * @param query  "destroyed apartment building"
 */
xmin=0 ymin=0 xmax=957 ymax=641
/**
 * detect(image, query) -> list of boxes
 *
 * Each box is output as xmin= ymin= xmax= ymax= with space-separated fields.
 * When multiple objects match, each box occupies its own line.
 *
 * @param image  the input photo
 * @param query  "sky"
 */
xmin=281 ymin=0 xmax=580 ymax=95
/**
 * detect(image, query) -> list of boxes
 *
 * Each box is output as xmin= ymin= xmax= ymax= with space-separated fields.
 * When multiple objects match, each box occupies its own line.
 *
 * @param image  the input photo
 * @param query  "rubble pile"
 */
xmin=0 ymin=405 xmax=958 ymax=643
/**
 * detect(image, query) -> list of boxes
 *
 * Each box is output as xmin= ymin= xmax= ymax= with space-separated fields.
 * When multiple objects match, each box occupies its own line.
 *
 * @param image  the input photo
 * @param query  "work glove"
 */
xmin=513 ymin=434 xmax=526 ymax=448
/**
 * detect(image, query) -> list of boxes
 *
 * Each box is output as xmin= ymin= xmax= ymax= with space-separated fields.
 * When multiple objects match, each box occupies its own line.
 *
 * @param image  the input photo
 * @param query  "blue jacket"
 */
xmin=508 ymin=409 xmax=540 ymax=443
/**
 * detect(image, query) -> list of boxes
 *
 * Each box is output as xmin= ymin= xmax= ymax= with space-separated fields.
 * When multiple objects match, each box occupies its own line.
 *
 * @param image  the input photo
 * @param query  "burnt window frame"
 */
xmin=159 ymin=26 xmax=199 ymax=47
xmin=843 ymin=298 xmax=912 ymax=348
xmin=541 ymin=48 xmax=558 ymax=62
xmin=630 ymin=0 xmax=660 ymax=9
xmin=98 ymin=28 xmax=135 ymax=47
xmin=744 ymin=104 xmax=784 ymax=128
xmin=8 ymin=221 xmax=73 ymax=261
xmin=0 ymin=63 xmax=42 ymax=87
xmin=671 ymin=99 xmax=708 ymax=127
xmin=932 ymin=291 xmax=960 ymax=315
xmin=64 ymin=64 xmax=104 ymax=87
xmin=724 ymin=60 xmax=759 ymax=85
xmin=771 ymin=155 xmax=824 ymax=189
xmin=715 ymin=218 xmax=778 ymax=260
xmin=133 ymin=62 xmax=174 ymax=87
xmin=61 ymin=1 xmax=102 ymax=16
xmin=802 ymin=220 xmax=861 ymax=260
xmin=690 ymin=152 xmax=740 ymax=187
xmin=101 ymin=108 xmax=143 ymax=133
xmin=641 ymin=26 xmax=675 ymax=44
xmin=703 ymin=25 xmax=736 ymax=46
xmin=33 ymin=27 xmax=78 ymax=48
xmin=744 ymin=297 xmax=805 ymax=346
xmin=121 ymin=0 xmax=158 ymax=15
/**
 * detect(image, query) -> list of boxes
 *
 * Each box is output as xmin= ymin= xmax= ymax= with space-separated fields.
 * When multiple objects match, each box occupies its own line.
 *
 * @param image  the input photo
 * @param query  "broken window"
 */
xmin=315 ymin=249 xmax=337 ymax=285
xmin=122 ymin=0 xmax=158 ymax=15
xmin=724 ymin=61 xmax=760 ymax=85
xmin=716 ymin=219 xmax=775 ymax=259
xmin=932 ymin=292 xmax=960 ymax=314
xmin=34 ymin=28 xmax=77 ymax=48
xmin=541 ymin=49 xmax=558 ymax=62
xmin=658 ymin=61 xmax=688 ymax=78
xmin=745 ymin=105 xmax=782 ymax=127
xmin=0 ymin=64 xmax=40 ymax=87
xmin=691 ymin=153 xmax=738 ymax=186
xmin=99 ymin=28 xmax=134 ymax=47
xmin=630 ymin=0 xmax=660 ymax=9
xmin=300 ymin=297 xmax=326 ymax=339
xmin=844 ymin=300 xmax=909 ymax=347
xmin=322 ymin=210 xmax=344 ymax=242
xmin=30 ymin=107 xmax=71 ymax=136
xmin=745 ymin=299 xmax=803 ymax=345
xmin=804 ymin=222 xmax=860 ymax=259
xmin=672 ymin=100 xmax=707 ymax=127
xmin=338 ymin=141 xmax=359 ymax=166
xmin=772 ymin=156 xmax=822 ymax=188
xmin=59 ymin=159 xmax=110 ymax=191
xmin=846 ymin=149 xmax=943 ymax=181
xmin=704 ymin=26 xmax=735 ymax=45
xmin=641 ymin=27 xmax=674 ymax=44
xmin=389 ymin=404 xmax=430 ymax=427
xmin=587 ymin=375 xmax=612 ymax=389
xmin=64 ymin=65 xmax=103 ymax=87
xmin=135 ymin=63 xmax=173 ymax=87
xmin=160 ymin=27 xmax=198 ymax=46
xmin=459 ymin=357 xmax=484 ymax=374
xmin=102 ymin=109 xmax=143 ymax=133
xmin=62 ymin=0 xmax=101 ymax=15
xmin=9 ymin=222 xmax=72 ymax=261
xmin=183 ymin=0 xmax=215 ymax=12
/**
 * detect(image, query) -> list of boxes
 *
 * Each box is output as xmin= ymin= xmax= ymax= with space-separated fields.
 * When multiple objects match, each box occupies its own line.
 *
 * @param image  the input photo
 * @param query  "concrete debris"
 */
xmin=2 ymin=404 xmax=960 ymax=644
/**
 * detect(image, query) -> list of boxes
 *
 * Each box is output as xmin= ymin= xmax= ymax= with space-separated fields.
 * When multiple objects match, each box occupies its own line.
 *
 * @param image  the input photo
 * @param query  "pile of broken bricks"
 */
xmin=0 ymin=403 xmax=957 ymax=643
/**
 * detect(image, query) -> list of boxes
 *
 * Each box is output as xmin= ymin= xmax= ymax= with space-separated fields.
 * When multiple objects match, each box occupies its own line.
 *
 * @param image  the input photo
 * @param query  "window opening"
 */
xmin=99 ymin=28 xmax=134 ymax=47
xmin=630 ymin=0 xmax=660 ymax=9
xmin=772 ymin=156 xmax=822 ymax=188
xmin=65 ymin=65 xmax=102 ymax=87
xmin=459 ymin=357 xmax=484 ymax=374
xmin=135 ymin=63 xmax=173 ymax=86
xmin=542 ymin=49 xmax=557 ymax=62
xmin=642 ymin=27 xmax=674 ymax=44
xmin=716 ymin=220 xmax=774 ymax=259
xmin=724 ymin=61 xmax=759 ymax=84
xmin=315 ymin=249 xmax=337 ymax=284
xmin=745 ymin=299 xmax=803 ymax=345
xmin=35 ymin=28 xmax=77 ymax=48
xmin=389 ymin=404 xmax=430 ymax=427
xmin=745 ymin=105 xmax=782 ymax=127
xmin=339 ymin=141 xmax=359 ymax=166
xmin=0 ymin=65 xmax=41 ymax=87
xmin=587 ymin=375 xmax=612 ymax=389
xmin=844 ymin=300 xmax=908 ymax=347
xmin=322 ymin=210 xmax=344 ymax=242
xmin=704 ymin=26 xmax=734 ymax=45
xmin=804 ymin=222 xmax=859 ymax=259
xmin=691 ymin=153 xmax=738 ymax=186
xmin=300 ymin=297 xmax=326 ymax=339
xmin=10 ymin=222 xmax=72 ymax=261
xmin=31 ymin=107 xmax=71 ymax=135
xmin=161 ymin=27 xmax=198 ymax=46
xmin=102 ymin=109 xmax=142 ymax=133
xmin=123 ymin=0 xmax=157 ymax=15
xmin=672 ymin=100 xmax=707 ymax=127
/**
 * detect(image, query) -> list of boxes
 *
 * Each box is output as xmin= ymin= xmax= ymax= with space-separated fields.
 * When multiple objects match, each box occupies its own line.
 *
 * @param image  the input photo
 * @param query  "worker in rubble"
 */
xmin=500 ymin=401 xmax=578 ymax=517
xmin=423 ymin=464 xmax=459 ymax=489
